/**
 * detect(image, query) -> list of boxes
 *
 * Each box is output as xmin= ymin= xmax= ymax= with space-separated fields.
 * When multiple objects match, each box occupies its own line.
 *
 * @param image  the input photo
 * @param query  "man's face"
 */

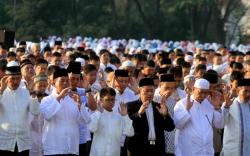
xmin=143 ymin=66 xmax=154 ymax=76
xmin=100 ymin=53 xmax=110 ymax=64
xmin=51 ymin=57 xmax=61 ymax=66
xmin=236 ymin=56 xmax=244 ymax=64
xmin=139 ymin=85 xmax=155 ymax=102
xmin=85 ymin=71 xmax=97 ymax=84
xmin=237 ymin=86 xmax=250 ymax=103
xmin=21 ymin=64 xmax=35 ymax=79
xmin=193 ymin=87 xmax=209 ymax=102
xmin=35 ymin=64 xmax=48 ymax=75
xmin=114 ymin=76 xmax=129 ymax=93
xmin=34 ymin=81 xmax=48 ymax=93
xmin=54 ymin=76 xmax=69 ymax=93
xmin=160 ymin=82 xmax=175 ymax=96
xmin=182 ymin=67 xmax=191 ymax=77
xmin=7 ymin=75 xmax=22 ymax=90
xmin=69 ymin=73 xmax=80 ymax=89
xmin=213 ymin=56 xmax=222 ymax=65
xmin=195 ymin=69 xmax=206 ymax=79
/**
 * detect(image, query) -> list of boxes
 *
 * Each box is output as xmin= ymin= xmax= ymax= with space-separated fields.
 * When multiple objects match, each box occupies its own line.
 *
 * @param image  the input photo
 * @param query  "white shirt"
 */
xmin=40 ymin=90 xmax=89 ymax=155
xmin=88 ymin=110 xmax=134 ymax=156
xmin=145 ymin=103 xmax=156 ymax=141
xmin=113 ymin=87 xmax=139 ymax=113
xmin=0 ymin=86 xmax=39 ymax=152
xmin=100 ymin=62 xmax=117 ymax=71
xmin=174 ymin=96 xmax=225 ymax=156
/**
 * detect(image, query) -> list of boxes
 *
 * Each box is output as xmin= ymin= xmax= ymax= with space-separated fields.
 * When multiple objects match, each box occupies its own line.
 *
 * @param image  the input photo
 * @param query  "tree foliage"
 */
xmin=0 ymin=0 xmax=246 ymax=44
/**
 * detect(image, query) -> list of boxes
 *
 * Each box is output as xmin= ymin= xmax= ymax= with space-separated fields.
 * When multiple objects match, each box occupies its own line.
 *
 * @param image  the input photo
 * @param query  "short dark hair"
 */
xmin=52 ymin=52 xmax=62 ymax=58
xmin=83 ymin=64 xmax=97 ymax=74
xmin=35 ymin=58 xmax=48 ymax=66
xmin=100 ymin=87 xmax=116 ymax=98
xmin=195 ymin=64 xmax=207 ymax=73
xmin=99 ymin=49 xmax=110 ymax=56
xmin=182 ymin=61 xmax=191 ymax=68
xmin=230 ymin=71 xmax=243 ymax=82
xmin=89 ymin=55 xmax=100 ymax=61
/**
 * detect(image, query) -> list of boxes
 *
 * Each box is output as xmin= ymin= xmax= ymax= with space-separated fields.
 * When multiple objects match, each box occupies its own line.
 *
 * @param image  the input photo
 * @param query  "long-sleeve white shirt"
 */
xmin=40 ymin=90 xmax=89 ymax=155
xmin=0 ymin=86 xmax=39 ymax=152
xmin=174 ymin=96 xmax=225 ymax=156
xmin=88 ymin=110 xmax=134 ymax=156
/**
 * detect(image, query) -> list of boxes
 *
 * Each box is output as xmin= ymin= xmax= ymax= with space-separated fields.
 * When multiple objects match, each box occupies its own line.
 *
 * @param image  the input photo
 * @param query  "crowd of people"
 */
xmin=0 ymin=37 xmax=249 ymax=156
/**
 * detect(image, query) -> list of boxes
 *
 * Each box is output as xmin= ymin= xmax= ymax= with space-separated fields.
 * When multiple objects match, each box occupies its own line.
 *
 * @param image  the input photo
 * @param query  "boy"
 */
xmin=88 ymin=87 xmax=134 ymax=156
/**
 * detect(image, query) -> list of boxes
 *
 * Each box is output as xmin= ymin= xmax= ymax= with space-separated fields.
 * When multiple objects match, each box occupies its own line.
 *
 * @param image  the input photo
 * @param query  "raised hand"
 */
xmin=56 ymin=87 xmax=70 ymax=102
xmin=119 ymin=101 xmax=128 ymax=116
xmin=186 ymin=93 xmax=194 ymax=111
xmin=0 ymin=76 xmax=8 ymax=93
xmin=157 ymin=101 xmax=168 ymax=117
xmin=138 ymin=100 xmax=150 ymax=116
xmin=69 ymin=91 xmax=81 ymax=110
xmin=208 ymin=90 xmax=223 ymax=109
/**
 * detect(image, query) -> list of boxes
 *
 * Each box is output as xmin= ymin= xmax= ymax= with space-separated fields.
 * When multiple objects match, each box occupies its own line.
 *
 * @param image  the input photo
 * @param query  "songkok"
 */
xmin=121 ymin=60 xmax=135 ymax=68
xmin=20 ymin=59 xmax=32 ymax=68
xmin=238 ymin=79 xmax=250 ymax=87
xmin=5 ymin=61 xmax=21 ymax=75
xmin=114 ymin=69 xmax=129 ymax=77
xmin=184 ymin=75 xmax=195 ymax=83
xmin=53 ymin=68 xmax=68 ymax=80
xmin=160 ymin=74 xmax=175 ymax=82
xmin=184 ymin=55 xmax=193 ymax=62
xmin=157 ymin=67 xmax=169 ymax=75
xmin=67 ymin=61 xmax=81 ymax=74
xmin=54 ymin=41 xmax=62 ymax=46
xmin=139 ymin=78 xmax=154 ymax=87
xmin=203 ymin=73 xmax=218 ymax=84
xmin=194 ymin=78 xmax=210 ymax=90
xmin=33 ymin=75 xmax=48 ymax=84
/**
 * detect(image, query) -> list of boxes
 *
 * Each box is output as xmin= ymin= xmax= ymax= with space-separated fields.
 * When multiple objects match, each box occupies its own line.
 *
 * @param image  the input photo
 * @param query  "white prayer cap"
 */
xmin=120 ymin=60 xmax=135 ymax=69
xmin=194 ymin=78 xmax=210 ymax=90
xmin=75 ymin=58 xmax=85 ymax=67
xmin=184 ymin=55 xmax=193 ymax=62
xmin=7 ymin=60 xmax=19 ymax=67
xmin=184 ymin=75 xmax=195 ymax=83
xmin=9 ymin=47 xmax=16 ymax=53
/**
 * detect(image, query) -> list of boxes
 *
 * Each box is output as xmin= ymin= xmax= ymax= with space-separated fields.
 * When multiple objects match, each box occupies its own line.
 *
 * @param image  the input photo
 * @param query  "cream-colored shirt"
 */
xmin=0 ymin=86 xmax=39 ymax=152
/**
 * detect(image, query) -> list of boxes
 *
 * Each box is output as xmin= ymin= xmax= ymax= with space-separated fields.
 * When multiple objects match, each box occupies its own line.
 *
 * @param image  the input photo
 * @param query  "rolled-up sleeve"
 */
xmin=40 ymin=96 xmax=61 ymax=120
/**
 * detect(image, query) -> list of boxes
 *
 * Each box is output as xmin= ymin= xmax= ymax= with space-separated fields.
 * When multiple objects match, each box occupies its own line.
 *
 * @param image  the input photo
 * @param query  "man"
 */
xmin=99 ymin=49 xmax=117 ymax=71
xmin=34 ymin=58 xmax=48 ymax=76
xmin=112 ymin=69 xmax=138 ymax=113
xmin=174 ymin=78 xmax=225 ymax=156
xmin=67 ymin=61 xmax=95 ymax=156
xmin=40 ymin=68 xmax=89 ymax=156
xmin=153 ymin=74 xmax=178 ymax=156
xmin=0 ymin=61 xmax=39 ymax=156
xmin=29 ymin=75 xmax=48 ymax=156
xmin=111 ymin=69 xmax=138 ymax=156
xmin=221 ymin=79 xmax=250 ymax=156
xmin=126 ymin=78 xmax=175 ymax=156
xmin=19 ymin=59 xmax=35 ymax=90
